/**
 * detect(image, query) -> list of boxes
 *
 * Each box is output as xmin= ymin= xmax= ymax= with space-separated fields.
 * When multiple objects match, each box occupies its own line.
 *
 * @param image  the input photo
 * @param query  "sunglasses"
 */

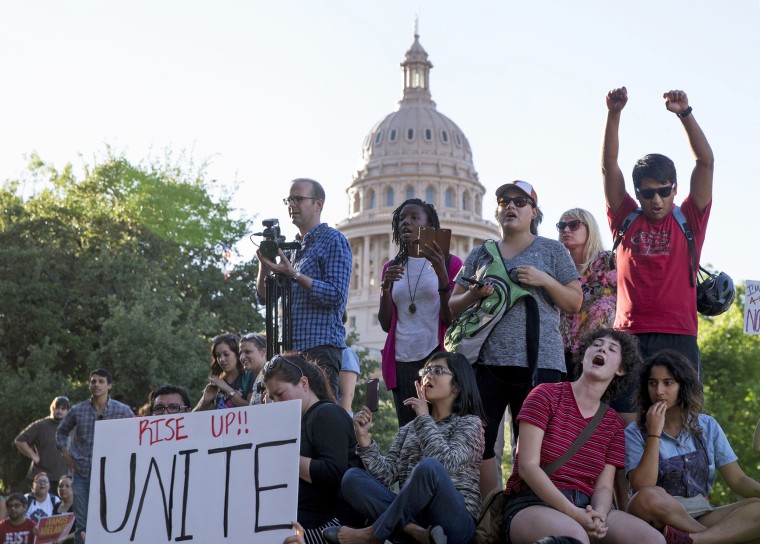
xmin=283 ymin=195 xmax=319 ymax=205
xmin=497 ymin=196 xmax=534 ymax=208
xmin=419 ymin=365 xmax=454 ymax=378
xmin=636 ymin=185 xmax=674 ymax=200
xmin=556 ymin=219 xmax=586 ymax=232
xmin=263 ymin=355 xmax=305 ymax=379
xmin=242 ymin=333 xmax=266 ymax=349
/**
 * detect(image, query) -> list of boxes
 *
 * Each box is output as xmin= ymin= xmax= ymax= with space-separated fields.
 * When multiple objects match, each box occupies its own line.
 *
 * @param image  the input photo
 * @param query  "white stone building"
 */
xmin=337 ymin=31 xmax=499 ymax=353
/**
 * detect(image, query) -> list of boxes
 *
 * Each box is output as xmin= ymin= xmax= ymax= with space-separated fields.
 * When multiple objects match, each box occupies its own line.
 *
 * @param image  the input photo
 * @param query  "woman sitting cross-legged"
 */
xmin=323 ymin=351 xmax=485 ymax=544
xmin=625 ymin=349 xmax=760 ymax=544
xmin=502 ymin=329 xmax=665 ymax=544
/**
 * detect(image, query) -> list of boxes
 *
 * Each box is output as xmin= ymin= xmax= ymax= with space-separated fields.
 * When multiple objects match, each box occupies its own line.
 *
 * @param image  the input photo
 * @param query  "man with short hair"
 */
xmin=602 ymin=87 xmax=714 ymax=421
xmin=56 ymin=369 xmax=134 ymax=544
xmin=0 ymin=493 xmax=37 ymax=543
xmin=15 ymin=396 xmax=71 ymax=491
xmin=148 ymin=384 xmax=191 ymax=415
xmin=256 ymin=178 xmax=352 ymax=396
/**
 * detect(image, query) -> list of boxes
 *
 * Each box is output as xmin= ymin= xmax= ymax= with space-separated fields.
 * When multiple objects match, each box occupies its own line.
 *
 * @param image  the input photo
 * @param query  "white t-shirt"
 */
xmin=392 ymin=257 xmax=440 ymax=361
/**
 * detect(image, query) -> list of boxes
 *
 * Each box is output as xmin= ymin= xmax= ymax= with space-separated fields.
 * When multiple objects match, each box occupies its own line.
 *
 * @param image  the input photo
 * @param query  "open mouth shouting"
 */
xmin=592 ymin=354 xmax=606 ymax=367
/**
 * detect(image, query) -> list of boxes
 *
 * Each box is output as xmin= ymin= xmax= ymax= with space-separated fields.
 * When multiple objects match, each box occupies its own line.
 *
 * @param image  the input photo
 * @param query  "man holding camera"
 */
xmin=256 ymin=178 xmax=352 ymax=396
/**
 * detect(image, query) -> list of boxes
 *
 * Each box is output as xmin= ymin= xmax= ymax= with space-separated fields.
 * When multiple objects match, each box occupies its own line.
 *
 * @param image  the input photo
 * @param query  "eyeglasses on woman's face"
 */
xmin=556 ymin=219 xmax=586 ymax=232
xmin=419 ymin=365 xmax=454 ymax=378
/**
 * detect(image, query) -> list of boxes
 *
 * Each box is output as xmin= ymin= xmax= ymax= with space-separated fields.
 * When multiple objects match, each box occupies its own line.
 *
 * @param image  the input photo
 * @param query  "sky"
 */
xmin=1 ymin=1 xmax=758 ymax=283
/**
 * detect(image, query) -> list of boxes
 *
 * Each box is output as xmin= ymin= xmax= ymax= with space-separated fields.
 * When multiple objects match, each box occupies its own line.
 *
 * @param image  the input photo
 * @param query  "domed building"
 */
xmin=337 ymin=30 xmax=499 ymax=352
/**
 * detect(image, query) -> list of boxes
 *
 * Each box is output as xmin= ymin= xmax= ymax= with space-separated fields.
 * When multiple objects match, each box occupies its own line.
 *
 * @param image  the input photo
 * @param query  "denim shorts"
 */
xmin=501 ymin=487 xmax=591 ymax=543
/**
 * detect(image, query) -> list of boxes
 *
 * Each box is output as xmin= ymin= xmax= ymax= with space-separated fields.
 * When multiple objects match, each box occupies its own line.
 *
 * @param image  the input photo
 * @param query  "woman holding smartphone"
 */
xmin=379 ymin=198 xmax=462 ymax=427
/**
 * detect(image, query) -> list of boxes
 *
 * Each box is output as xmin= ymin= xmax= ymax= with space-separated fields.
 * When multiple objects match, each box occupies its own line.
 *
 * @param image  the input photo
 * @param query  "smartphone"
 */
xmin=461 ymin=276 xmax=485 ymax=288
xmin=366 ymin=378 xmax=380 ymax=412
xmin=414 ymin=227 xmax=452 ymax=257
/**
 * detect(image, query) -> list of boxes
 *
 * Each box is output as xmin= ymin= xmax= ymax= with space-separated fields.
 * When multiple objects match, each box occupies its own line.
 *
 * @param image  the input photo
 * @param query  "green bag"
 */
xmin=443 ymin=241 xmax=540 ymax=383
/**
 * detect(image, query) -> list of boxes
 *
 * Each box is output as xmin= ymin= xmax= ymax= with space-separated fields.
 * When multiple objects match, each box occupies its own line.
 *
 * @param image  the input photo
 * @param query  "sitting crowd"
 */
xmin=4 ymin=89 xmax=759 ymax=544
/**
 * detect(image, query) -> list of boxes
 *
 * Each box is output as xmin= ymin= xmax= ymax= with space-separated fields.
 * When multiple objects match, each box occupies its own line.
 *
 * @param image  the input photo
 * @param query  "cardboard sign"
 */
xmin=36 ymin=513 xmax=75 ymax=543
xmin=86 ymin=402 xmax=301 ymax=543
xmin=745 ymin=280 xmax=760 ymax=335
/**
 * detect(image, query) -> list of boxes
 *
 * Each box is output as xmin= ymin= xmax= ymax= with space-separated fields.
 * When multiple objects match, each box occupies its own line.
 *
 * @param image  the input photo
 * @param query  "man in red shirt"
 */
xmin=0 ymin=493 xmax=38 ymax=544
xmin=602 ymin=87 xmax=714 ymax=423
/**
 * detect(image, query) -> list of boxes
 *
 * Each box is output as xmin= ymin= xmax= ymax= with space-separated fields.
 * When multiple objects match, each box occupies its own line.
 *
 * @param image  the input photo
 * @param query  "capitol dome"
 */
xmin=338 ymin=31 xmax=499 ymax=352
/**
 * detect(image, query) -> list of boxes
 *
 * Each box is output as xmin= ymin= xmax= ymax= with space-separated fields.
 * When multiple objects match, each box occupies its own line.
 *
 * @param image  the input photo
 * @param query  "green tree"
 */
xmin=700 ymin=284 xmax=760 ymax=505
xmin=0 ymin=152 xmax=263 ymax=490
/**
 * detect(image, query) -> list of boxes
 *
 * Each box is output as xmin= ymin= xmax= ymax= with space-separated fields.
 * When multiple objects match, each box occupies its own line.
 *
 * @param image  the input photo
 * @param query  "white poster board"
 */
xmin=87 ymin=401 xmax=301 ymax=543
xmin=745 ymin=280 xmax=760 ymax=335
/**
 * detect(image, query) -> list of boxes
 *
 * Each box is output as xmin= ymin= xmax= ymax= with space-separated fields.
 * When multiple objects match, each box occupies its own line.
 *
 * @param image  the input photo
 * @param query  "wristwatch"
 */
xmin=228 ymin=390 xmax=237 ymax=398
xmin=293 ymin=271 xmax=302 ymax=281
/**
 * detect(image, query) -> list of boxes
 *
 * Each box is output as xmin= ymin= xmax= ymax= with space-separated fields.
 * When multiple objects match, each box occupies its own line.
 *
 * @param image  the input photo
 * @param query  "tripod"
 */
xmin=264 ymin=273 xmax=293 ymax=360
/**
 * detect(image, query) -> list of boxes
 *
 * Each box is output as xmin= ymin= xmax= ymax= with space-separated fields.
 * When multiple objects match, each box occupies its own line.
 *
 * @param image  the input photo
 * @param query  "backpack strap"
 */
xmin=671 ymin=206 xmax=697 ymax=287
xmin=482 ymin=241 xmax=540 ymax=386
xmin=542 ymin=403 xmax=608 ymax=476
xmin=610 ymin=208 xmax=642 ymax=269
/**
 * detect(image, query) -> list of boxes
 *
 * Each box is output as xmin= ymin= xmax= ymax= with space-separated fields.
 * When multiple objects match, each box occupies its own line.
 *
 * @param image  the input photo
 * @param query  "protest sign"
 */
xmin=85 ymin=401 xmax=301 ymax=543
xmin=745 ymin=280 xmax=760 ymax=335
xmin=36 ymin=513 xmax=75 ymax=543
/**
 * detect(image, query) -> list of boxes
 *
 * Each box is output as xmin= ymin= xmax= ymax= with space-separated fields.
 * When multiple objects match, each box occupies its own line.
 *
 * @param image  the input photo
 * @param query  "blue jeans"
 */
xmin=341 ymin=458 xmax=476 ymax=544
xmin=73 ymin=472 xmax=90 ymax=544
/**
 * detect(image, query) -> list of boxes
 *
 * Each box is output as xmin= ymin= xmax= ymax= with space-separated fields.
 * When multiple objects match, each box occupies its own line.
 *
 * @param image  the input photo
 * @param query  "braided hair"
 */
xmin=390 ymin=198 xmax=441 ymax=264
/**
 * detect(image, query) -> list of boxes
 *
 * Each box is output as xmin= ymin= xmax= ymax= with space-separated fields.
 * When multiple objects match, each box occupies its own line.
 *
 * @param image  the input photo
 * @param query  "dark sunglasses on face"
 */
xmin=556 ymin=219 xmax=586 ymax=232
xmin=636 ymin=185 xmax=674 ymax=200
xmin=497 ymin=196 xmax=534 ymax=208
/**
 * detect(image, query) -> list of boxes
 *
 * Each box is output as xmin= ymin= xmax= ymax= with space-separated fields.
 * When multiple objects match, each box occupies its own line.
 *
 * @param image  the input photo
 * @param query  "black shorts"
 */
xmin=501 ymin=487 xmax=590 ymax=543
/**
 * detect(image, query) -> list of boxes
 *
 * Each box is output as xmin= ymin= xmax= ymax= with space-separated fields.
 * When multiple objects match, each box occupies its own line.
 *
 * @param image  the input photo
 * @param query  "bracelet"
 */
xmin=647 ymin=434 xmax=661 ymax=439
xmin=380 ymin=280 xmax=391 ymax=292
xmin=677 ymin=106 xmax=693 ymax=119
xmin=438 ymin=285 xmax=451 ymax=294
xmin=292 ymin=271 xmax=302 ymax=282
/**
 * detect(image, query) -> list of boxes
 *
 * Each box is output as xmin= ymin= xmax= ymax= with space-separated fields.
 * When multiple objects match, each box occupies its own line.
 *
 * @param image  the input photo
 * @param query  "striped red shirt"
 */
xmin=505 ymin=382 xmax=625 ymax=497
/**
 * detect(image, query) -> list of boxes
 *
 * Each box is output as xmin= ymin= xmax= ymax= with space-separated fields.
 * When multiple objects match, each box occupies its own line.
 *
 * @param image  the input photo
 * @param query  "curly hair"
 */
xmin=573 ymin=328 xmax=642 ymax=402
xmin=262 ymin=352 xmax=336 ymax=403
xmin=637 ymin=350 xmax=703 ymax=437
xmin=390 ymin=198 xmax=440 ymax=264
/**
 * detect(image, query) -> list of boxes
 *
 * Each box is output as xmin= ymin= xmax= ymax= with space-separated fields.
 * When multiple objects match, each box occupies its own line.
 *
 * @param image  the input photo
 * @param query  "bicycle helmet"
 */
xmin=696 ymin=267 xmax=735 ymax=316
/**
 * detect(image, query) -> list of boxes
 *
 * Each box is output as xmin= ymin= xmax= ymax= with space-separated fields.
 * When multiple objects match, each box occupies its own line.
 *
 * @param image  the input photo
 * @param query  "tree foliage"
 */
xmin=0 ymin=152 xmax=263 ymax=491
xmin=700 ymin=285 xmax=760 ymax=505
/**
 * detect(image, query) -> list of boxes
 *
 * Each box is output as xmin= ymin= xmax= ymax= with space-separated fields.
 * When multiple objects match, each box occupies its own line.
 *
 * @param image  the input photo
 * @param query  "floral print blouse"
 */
xmin=560 ymin=250 xmax=617 ymax=355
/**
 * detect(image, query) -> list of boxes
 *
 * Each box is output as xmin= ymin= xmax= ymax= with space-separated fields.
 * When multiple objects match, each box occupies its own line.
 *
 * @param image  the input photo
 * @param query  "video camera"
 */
xmin=254 ymin=218 xmax=300 ymax=261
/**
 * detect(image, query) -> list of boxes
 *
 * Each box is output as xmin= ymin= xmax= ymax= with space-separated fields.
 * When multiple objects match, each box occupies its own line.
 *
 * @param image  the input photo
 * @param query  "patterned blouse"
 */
xmin=356 ymin=413 xmax=484 ymax=519
xmin=560 ymin=250 xmax=617 ymax=355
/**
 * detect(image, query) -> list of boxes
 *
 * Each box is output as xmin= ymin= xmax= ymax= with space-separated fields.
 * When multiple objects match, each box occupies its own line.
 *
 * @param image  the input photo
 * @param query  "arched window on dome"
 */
xmin=455 ymin=133 xmax=462 ymax=146
xmin=405 ymin=185 xmax=414 ymax=200
xmin=407 ymin=128 xmax=415 ymax=141
xmin=462 ymin=191 xmax=470 ymax=212
xmin=352 ymin=192 xmax=360 ymax=214
xmin=425 ymin=187 xmax=435 ymax=204
xmin=390 ymin=129 xmax=397 ymax=142
xmin=368 ymin=189 xmax=376 ymax=209
xmin=475 ymin=195 xmax=482 ymax=216
xmin=445 ymin=188 xmax=454 ymax=208
xmin=424 ymin=128 xmax=432 ymax=142
xmin=374 ymin=130 xmax=384 ymax=145
xmin=386 ymin=187 xmax=394 ymax=207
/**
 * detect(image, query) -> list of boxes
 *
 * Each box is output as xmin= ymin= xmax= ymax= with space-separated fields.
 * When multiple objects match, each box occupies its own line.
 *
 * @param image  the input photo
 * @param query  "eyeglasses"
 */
xmin=556 ymin=220 xmax=586 ymax=232
xmin=242 ymin=333 xmax=266 ymax=349
xmin=35 ymin=479 xmax=50 ymax=484
xmin=283 ymin=196 xmax=319 ymax=206
xmin=497 ymin=196 xmax=534 ymax=208
xmin=419 ymin=365 xmax=454 ymax=378
xmin=636 ymin=185 xmax=674 ymax=200
xmin=152 ymin=404 xmax=188 ymax=415
xmin=263 ymin=355 xmax=305 ymax=379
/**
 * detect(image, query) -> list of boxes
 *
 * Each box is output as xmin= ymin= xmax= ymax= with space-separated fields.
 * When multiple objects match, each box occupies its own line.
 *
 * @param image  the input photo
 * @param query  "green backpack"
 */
xmin=444 ymin=241 xmax=540 ymax=385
